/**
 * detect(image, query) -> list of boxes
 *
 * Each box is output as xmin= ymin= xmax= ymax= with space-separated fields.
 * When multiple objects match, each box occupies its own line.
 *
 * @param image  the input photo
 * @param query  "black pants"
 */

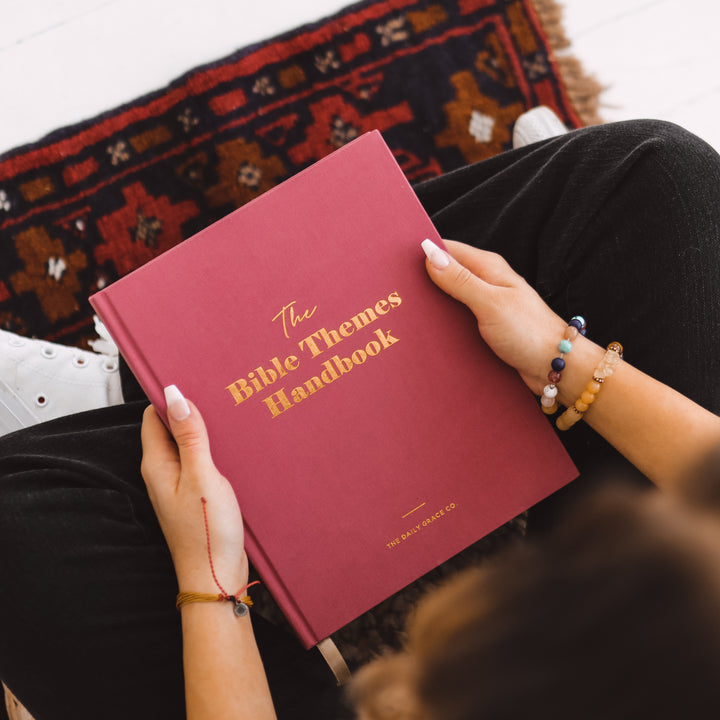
xmin=1 ymin=120 xmax=719 ymax=720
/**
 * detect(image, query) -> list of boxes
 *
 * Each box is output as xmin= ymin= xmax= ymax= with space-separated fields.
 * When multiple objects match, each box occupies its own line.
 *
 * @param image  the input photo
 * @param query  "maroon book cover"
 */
xmin=91 ymin=131 xmax=577 ymax=648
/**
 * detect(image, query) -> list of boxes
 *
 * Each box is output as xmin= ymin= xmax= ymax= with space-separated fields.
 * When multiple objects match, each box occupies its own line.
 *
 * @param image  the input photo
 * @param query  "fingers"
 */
xmin=141 ymin=386 xmax=225 ymax=499
xmin=421 ymin=239 xmax=491 ymax=315
xmin=163 ymin=385 xmax=216 ymax=478
xmin=141 ymin=404 xmax=179 ymax=466
xmin=442 ymin=240 xmax=518 ymax=287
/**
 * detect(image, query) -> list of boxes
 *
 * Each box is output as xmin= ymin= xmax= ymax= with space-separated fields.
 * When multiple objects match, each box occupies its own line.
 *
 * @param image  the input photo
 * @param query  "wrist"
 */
xmin=173 ymin=544 xmax=249 ymax=597
xmin=554 ymin=333 xmax=606 ymax=409
xmin=527 ymin=314 xmax=572 ymax=394
xmin=177 ymin=578 xmax=259 ymax=618
xmin=176 ymin=574 xmax=250 ymax=597
xmin=175 ymin=561 xmax=249 ymax=596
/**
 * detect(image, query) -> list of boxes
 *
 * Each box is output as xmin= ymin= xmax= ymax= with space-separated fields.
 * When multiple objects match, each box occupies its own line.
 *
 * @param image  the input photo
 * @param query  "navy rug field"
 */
xmin=0 ymin=0 xmax=598 ymax=347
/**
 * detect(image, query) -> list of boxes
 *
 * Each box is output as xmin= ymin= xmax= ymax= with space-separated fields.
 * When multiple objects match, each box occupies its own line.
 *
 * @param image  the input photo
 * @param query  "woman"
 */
xmin=1 ymin=118 xmax=720 ymax=718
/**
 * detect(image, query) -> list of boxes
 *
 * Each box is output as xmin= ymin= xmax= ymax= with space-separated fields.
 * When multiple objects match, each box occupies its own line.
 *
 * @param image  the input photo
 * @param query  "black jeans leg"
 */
xmin=0 ymin=403 xmax=186 ymax=718
xmin=0 ymin=404 xmax=349 ymax=720
xmin=416 ymin=119 xmax=720 ymax=518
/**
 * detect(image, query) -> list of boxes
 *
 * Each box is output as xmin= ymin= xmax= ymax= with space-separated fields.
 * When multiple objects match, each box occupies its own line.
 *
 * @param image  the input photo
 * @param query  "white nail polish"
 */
xmin=164 ymin=384 xmax=191 ymax=421
xmin=421 ymin=238 xmax=450 ymax=269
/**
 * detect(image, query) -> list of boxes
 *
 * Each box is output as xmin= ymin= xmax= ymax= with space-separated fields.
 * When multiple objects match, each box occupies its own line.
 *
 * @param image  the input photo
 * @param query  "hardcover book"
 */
xmin=90 ymin=131 xmax=577 ymax=649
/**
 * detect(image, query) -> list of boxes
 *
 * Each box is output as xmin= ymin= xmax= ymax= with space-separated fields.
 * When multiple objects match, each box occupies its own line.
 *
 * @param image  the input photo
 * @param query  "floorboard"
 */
xmin=2 ymin=1 xmax=719 ymax=152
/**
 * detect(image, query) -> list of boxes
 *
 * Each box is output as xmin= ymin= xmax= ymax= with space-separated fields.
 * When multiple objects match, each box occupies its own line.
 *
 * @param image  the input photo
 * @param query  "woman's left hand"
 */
xmin=140 ymin=386 xmax=248 ymax=594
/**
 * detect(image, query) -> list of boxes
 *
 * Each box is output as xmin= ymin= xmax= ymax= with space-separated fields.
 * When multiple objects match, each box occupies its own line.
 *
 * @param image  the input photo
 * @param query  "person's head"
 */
xmin=352 ymin=467 xmax=720 ymax=719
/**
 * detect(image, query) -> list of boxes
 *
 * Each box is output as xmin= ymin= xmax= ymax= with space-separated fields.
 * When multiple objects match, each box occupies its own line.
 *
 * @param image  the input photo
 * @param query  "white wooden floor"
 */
xmin=562 ymin=0 xmax=720 ymax=149
xmin=2 ymin=0 xmax=720 ymax=154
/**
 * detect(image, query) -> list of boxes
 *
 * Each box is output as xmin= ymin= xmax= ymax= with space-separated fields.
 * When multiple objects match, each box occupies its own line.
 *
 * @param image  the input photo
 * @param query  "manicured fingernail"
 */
xmin=421 ymin=238 xmax=450 ymax=269
xmin=164 ymin=384 xmax=190 ymax=421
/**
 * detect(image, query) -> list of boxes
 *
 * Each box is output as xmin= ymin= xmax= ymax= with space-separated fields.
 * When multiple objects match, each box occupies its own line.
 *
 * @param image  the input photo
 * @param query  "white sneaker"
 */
xmin=512 ymin=106 xmax=569 ymax=148
xmin=0 ymin=325 xmax=123 ymax=434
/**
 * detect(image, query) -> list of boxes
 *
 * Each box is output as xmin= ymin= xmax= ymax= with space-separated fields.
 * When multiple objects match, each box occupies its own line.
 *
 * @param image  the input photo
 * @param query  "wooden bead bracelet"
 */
xmin=555 ymin=341 xmax=623 ymax=431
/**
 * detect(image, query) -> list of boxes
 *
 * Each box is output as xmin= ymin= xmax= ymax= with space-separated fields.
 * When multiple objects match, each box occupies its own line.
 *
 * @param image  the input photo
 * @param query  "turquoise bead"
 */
xmin=558 ymin=339 xmax=573 ymax=354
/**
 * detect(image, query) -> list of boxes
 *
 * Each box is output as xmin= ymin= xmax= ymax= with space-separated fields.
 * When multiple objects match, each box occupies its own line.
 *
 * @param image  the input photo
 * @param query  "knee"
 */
xmin=580 ymin=119 xmax=720 ymax=188
xmin=611 ymin=118 xmax=703 ymax=146
xmin=623 ymin=118 xmax=716 ymax=165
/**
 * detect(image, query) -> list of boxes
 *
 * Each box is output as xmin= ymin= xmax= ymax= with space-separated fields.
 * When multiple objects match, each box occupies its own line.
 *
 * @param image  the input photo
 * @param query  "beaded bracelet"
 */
xmin=541 ymin=316 xmax=587 ymax=415
xmin=556 ymin=341 xmax=623 ymax=431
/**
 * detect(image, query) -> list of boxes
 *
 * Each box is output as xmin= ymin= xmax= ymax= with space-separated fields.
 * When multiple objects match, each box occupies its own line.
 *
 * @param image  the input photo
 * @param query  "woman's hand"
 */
xmin=143 ymin=387 xmax=277 ymax=720
xmin=421 ymin=239 xmax=720 ymax=492
xmin=140 ymin=385 xmax=248 ymax=594
xmin=422 ymin=238 xmax=567 ymax=395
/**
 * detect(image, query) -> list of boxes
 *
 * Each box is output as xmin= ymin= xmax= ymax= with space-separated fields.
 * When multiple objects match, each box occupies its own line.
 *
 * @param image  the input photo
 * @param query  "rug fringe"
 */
xmin=530 ymin=0 xmax=605 ymax=126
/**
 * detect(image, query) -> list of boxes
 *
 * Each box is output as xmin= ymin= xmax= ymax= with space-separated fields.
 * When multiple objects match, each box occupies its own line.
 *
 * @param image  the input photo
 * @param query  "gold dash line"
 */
xmin=401 ymin=503 xmax=426 ymax=519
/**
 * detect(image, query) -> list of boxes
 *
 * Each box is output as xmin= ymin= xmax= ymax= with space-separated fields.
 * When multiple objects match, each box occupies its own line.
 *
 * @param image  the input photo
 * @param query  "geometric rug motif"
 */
xmin=0 ymin=0 xmax=600 ymax=347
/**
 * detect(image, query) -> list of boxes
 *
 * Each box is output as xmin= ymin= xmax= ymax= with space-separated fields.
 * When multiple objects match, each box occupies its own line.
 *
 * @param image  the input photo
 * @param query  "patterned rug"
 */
xmin=0 ymin=0 xmax=600 ymax=349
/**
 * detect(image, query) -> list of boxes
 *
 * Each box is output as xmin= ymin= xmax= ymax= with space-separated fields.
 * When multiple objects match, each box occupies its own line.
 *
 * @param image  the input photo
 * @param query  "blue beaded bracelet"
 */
xmin=540 ymin=315 xmax=586 ymax=415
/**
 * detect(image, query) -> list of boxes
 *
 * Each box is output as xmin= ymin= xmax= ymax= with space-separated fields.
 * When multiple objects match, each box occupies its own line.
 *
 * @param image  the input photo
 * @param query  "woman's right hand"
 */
xmin=421 ymin=238 xmax=567 ymax=395
xmin=140 ymin=386 xmax=248 ymax=595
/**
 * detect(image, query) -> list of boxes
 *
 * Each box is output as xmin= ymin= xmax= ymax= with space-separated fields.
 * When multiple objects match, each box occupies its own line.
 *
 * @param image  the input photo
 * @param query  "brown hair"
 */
xmin=352 ymin=483 xmax=720 ymax=719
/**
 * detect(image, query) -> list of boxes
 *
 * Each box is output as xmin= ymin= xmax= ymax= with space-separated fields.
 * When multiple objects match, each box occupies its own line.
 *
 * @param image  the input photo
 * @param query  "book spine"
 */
xmin=242 ymin=525 xmax=320 ymax=649
xmin=93 ymin=291 xmax=321 ymax=648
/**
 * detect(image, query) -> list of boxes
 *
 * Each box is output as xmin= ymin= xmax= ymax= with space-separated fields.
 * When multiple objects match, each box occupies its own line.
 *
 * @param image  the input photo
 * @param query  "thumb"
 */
xmin=163 ymin=385 xmax=215 ymax=476
xmin=421 ymin=238 xmax=495 ymax=316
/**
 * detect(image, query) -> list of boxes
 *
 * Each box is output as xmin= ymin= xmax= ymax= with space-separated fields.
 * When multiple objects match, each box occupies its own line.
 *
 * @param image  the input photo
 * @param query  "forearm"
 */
xmin=182 ymin=603 xmax=277 ymax=720
xmin=552 ymin=333 xmax=720 ymax=492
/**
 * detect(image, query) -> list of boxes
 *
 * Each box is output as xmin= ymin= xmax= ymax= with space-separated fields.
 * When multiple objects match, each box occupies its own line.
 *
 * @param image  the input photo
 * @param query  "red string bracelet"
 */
xmin=176 ymin=497 xmax=259 ymax=617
